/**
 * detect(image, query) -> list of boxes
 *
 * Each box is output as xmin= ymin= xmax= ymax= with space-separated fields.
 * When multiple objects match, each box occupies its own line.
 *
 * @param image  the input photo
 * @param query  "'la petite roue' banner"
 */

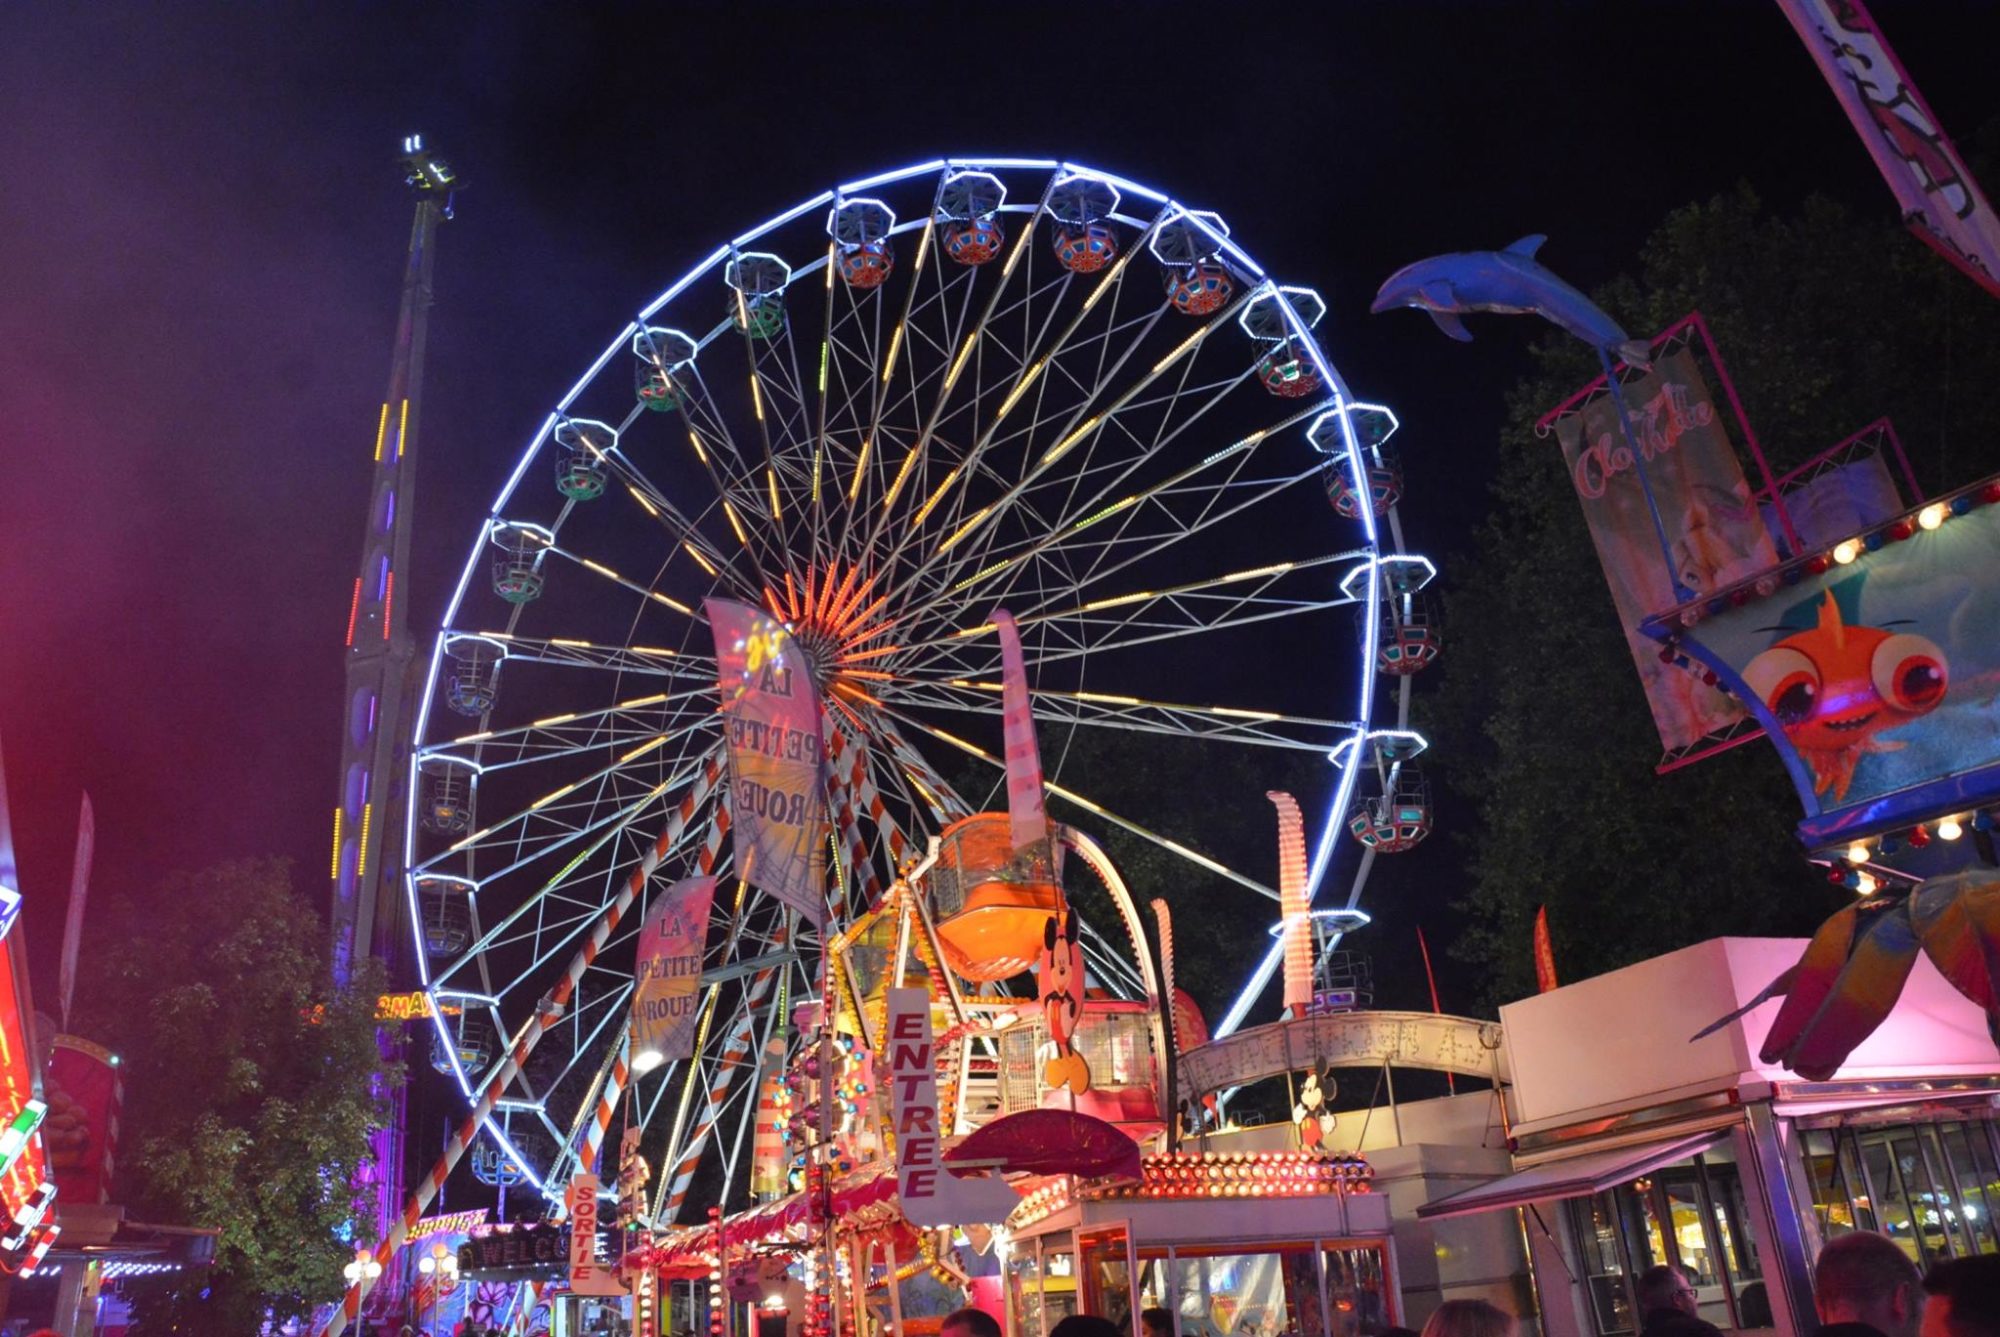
xmin=1553 ymin=345 xmax=1780 ymax=754
xmin=632 ymin=876 xmax=714 ymax=1071
xmin=707 ymin=598 xmax=829 ymax=923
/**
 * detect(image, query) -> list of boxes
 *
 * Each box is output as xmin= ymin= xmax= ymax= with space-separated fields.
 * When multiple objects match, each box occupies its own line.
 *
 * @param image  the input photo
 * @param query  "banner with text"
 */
xmin=1553 ymin=344 xmax=1781 ymax=754
xmin=632 ymin=876 xmax=714 ymax=1071
xmin=886 ymin=987 xmax=1019 ymax=1227
xmin=565 ymin=1173 xmax=627 ymax=1296
xmin=708 ymin=598 xmax=829 ymax=923
xmin=1776 ymin=0 xmax=2000 ymax=298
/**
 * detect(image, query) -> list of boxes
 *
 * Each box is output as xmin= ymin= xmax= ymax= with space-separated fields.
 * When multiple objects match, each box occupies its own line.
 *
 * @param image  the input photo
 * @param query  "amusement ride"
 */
xmin=325 ymin=153 xmax=1443 ymax=1332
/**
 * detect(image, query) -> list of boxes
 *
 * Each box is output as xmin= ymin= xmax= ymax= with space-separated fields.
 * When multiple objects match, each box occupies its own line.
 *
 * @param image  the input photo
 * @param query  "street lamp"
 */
xmin=342 ymin=1249 xmax=382 ymax=1286
xmin=416 ymin=1243 xmax=459 ymax=1331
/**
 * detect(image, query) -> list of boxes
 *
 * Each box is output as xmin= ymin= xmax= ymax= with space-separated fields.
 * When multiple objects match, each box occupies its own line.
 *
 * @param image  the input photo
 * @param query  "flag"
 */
xmin=1533 ymin=906 xmax=1559 ymax=994
xmin=1776 ymin=0 xmax=2000 ymax=298
xmin=58 ymin=793 xmax=94 ymax=1030
xmin=1267 ymin=792 xmax=1313 ymax=1017
xmin=630 ymin=876 xmax=714 ymax=1073
xmin=707 ymin=599 xmax=829 ymax=922
xmin=991 ymin=609 xmax=1049 ymax=854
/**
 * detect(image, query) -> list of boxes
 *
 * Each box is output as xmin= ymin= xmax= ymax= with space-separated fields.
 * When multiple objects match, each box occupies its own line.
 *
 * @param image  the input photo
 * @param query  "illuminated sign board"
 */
xmin=374 ymin=991 xmax=463 ymax=1023
xmin=0 ymin=934 xmax=54 ymax=1269
xmin=457 ymin=1223 xmax=568 ymax=1277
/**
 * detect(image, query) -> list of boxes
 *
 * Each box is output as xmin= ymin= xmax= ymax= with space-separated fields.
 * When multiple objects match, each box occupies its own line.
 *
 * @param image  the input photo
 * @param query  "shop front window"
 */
xmin=1565 ymin=1144 xmax=1769 ymax=1336
xmin=1802 ymin=1115 xmax=2000 ymax=1266
xmin=1130 ymin=1242 xmax=1392 ymax=1337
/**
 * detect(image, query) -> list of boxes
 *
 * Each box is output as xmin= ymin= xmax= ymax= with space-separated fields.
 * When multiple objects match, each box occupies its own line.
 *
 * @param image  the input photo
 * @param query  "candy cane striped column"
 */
xmin=825 ymin=731 xmax=878 ymax=905
xmin=581 ymin=1031 xmax=632 ymax=1179
xmin=658 ymin=948 xmax=784 ymax=1222
xmin=314 ymin=753 xmax=723 ymax=1337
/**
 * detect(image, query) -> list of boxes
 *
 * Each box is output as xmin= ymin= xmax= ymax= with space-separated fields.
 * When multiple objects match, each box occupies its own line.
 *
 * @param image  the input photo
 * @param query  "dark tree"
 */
xmin=75 ymin=857 xmax=399 ymax=1334
xmin=1434 ymin=189 xmax=2000 ymax=1006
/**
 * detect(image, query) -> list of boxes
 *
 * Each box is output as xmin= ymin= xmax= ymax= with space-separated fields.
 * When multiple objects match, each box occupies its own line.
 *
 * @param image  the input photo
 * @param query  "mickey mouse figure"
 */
xmin=1292 ymin=1070 xmax=1327 ymax=1151
xmin=1037 ymin=910 xmax=1091 ymax=1094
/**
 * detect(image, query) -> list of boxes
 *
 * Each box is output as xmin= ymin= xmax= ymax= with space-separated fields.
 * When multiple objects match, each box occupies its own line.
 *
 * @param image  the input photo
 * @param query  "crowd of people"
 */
xmin=931 ymin=1231 xmax=1998 ymax=1337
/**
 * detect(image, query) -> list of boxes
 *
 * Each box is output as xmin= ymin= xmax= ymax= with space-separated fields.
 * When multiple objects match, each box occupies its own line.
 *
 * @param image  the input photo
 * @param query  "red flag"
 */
xmin=707 ymin=599 xmax=829 ymax=922
xmin=1533 ymin=906 xmax=1560 ymax=994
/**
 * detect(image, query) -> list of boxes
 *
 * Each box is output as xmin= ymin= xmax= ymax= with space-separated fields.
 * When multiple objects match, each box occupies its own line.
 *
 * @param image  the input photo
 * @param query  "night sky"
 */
xmin=5 ymin=2 xmax=1998 ymax=1004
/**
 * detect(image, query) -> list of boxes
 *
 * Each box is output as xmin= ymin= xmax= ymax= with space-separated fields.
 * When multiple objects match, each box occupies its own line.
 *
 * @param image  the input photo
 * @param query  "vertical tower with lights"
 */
xmin=330 ymin=135 xmax=456 ymax=1245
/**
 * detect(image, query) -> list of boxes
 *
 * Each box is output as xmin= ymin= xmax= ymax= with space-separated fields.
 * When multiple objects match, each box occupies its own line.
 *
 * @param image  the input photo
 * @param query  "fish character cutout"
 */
xmin=1742 ymin=584 xmax=1949 ymax=802
xmin=1371 ymin=235 xmax=1652 ymax=367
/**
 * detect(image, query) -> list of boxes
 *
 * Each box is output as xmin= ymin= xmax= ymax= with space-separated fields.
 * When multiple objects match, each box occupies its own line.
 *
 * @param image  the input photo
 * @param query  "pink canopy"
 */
xmin=942 ymin=1109 xmax=1142 ymax=1182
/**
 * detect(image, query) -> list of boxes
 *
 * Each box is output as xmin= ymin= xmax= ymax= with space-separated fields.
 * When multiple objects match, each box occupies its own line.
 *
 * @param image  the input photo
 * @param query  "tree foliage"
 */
xmin=75 ymin=858 xmax=398 ymax=1335
xmin=1434 ymin=189 xmax=2000 ymax=1006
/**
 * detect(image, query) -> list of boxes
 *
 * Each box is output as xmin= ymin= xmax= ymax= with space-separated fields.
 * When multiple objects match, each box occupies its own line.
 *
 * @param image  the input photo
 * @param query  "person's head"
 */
xmin=1922 ymin=1256 xmax=2000 ymax=1337
xmin=1142 ymin=1308 xmax=1175 ymax=1337
xmin=1737 ymin=1281 xmax=1773 ymax=1329
xmin=1050 ymin=1317 xmax=1127 ymax=1337
xmin=1419 ymin=1299 xmax=1514 ymax=1337
xmin=1817 ymin=1230 xmax=1923 ymax=1337
xmin=942 ymin=1308 xmax=1004 ymax=1337
xmin=1639 ymin=1265 xmax=1699 ymax=1318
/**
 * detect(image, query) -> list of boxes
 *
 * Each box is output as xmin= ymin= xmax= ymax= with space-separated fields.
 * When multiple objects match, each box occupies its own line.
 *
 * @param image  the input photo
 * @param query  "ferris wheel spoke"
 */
xmin=601 ymin=456 xmax=761 ymax=602
xmin=881 ymin=679 xmax=1357 ymax=753
xmin=419 ymin=741 xmax=726 ymax=978
xmin=892 ymin=549 xmax=1367 ymax=674
xmin=419 ymin=688 xmax=714 ymax=773
xmin=874 ymin=704 xmax=1280 ymax=902
xmin=439 ymin=631 xmax=716 ymax=684
xmin=876 ymin=283 xmax=1257 ymax=610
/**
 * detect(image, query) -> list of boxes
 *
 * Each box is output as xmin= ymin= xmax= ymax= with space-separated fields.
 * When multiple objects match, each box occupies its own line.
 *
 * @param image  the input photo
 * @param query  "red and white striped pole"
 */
xmin=314 ymin=755 xmax=722 ymax=1337
xmin=658 ymin=949 xmax=783 ymax=1222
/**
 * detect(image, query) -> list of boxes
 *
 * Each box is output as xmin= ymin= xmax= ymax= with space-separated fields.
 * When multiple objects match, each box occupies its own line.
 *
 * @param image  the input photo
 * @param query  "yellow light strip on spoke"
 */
xmin=686 ymin=430 xmax=710 ymax=466
xmin=749 ymin=375 xmax=765 ymax=423
xmin=620 ymin=735 xmax=669 ymax=763
xmin=581 ymin=558 xmax=621 ymax=581
xmin=881 ymin=323 xmax=905 ymax=386
xmin=371 ymin=402 xmax=390 ymax=462
xmin=1038 ymin=415 xmax=1101 ymax=471
xmin=533 ymin=712 xmax=580 ymax=728
xmin=721 ymin=498 xmax=750 ymax=546
xmin=943 ymin=334 xmax=976 ymax=395
xmin=549 ymin=637 xmax=590 ymax=648
xmin=909 ymin=464 xmax=964 ymax=530
xmin=934 ymin=504 xmax=993 ymax=556
xmin=881 ymin=447 xmax=918 ymax=512
xmin=649 ymin=590 xmax=693 ymax=614
xmin=766 ymin=468 xmax=782 ymax=520
xmin=848 ymin=434 xmax=873 ymax=504
xmin=683 ymin=542 xmax=718 ymax=576
xmin=1151 ymin=325 xmax=1208 ymax=376
xmin=994 ymin=360 xmax=1046 ymax=422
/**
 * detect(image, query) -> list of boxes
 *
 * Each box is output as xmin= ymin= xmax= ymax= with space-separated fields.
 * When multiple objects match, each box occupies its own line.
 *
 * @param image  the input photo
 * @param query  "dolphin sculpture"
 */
xmin=1370 ymin=235 xmax=1651 ymax=368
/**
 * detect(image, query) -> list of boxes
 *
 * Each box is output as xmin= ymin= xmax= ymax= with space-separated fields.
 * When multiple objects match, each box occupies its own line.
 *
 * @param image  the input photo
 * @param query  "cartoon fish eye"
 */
xmin=1742 ymin=647 xmax=1820 ymax=726
xmin=1871 ymin=633 xmax=1948 ymax=711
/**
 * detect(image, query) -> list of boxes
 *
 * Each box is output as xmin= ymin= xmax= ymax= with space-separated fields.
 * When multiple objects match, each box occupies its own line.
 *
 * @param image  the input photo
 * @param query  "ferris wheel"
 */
xmin=401 ymin=156 xmax=1433 ymax=1222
